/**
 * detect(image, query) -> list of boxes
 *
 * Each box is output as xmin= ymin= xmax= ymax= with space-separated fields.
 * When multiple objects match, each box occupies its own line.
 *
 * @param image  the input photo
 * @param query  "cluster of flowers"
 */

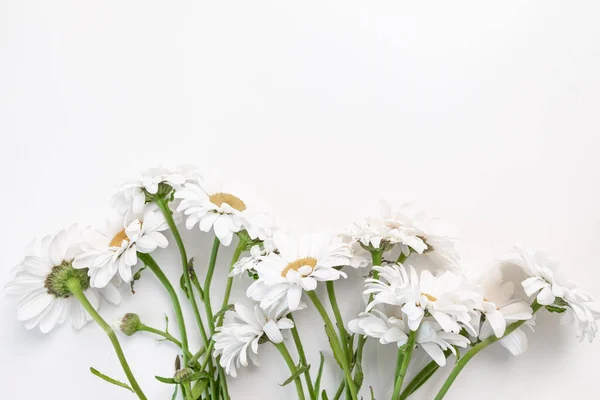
xmin=4 ymin=167 xmax=599 ymax=400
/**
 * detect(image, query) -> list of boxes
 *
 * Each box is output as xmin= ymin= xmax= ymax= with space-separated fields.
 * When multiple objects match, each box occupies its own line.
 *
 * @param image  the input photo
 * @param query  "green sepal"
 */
xmin=90 ymin=367 xmax=133 ymax=392
xmin=213 ymin=303 xmax=235 ymax=324
xmin=321 ymin=390 xmax=330 ymax=400
xmin=279 ymin=363 xmax=310 ymax=386
xmin=191 ymin=378 xmax=210 ymax=399
xmin=155 ymin=375 xmax=176 ymax=384
xmin=554 ymin=297 xmax=569 ymax=307
xmin=546 ymin=305 xmax=567 ymax=313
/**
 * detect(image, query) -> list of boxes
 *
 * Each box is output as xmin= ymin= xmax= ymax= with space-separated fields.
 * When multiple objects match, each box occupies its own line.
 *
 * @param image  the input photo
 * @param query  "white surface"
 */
xmin=1 ymin=1 xmax=599 ymax=399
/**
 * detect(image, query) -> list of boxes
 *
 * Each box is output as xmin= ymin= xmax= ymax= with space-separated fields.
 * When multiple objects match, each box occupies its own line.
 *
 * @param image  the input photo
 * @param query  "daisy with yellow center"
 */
xmin=365 ymin=263 xmax=477 ymax=333
xmin=175 ymin=180 xmax=273 ymax=246
xmin=73 ymin=204 xmax=169 ymax=288
xmin=247 ymin=233 xmax=352 ymax=311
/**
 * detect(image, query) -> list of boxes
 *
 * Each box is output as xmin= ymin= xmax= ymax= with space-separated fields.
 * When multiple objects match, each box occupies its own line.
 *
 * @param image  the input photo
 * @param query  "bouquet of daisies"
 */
xmin=5 ymin=167 xmax=599 ymax=400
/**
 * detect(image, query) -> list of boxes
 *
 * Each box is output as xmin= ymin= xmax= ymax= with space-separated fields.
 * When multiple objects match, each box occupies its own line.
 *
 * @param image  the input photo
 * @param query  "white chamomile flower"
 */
xmin=73 ymin=205 xmax=168 ymax=287
xmin=365 ymin=263 xmax=474 ymax=333
xmin=348 ymin=307 xmax=469 ymax=367
xmin=231 ymin=240 xmax=276 ymax=277
xmin=213 ymin=303 xmax=294 ymax=377
xmin=476 ymin=270 xmax=534 ymax=354
xmin=503 ymin=244 xmax=600 ymax=342
xmin=247 ymin=233 xmax=352 ymax=311
xmin=4 ymin=226 xmax=121 ymax=333
xmin=345 ymin=201 xmax=425 ymax=253
xmin=111 ymin=166 xmax=200 ymax=215
xmin=416 ymin=320 xmax=470 ymax=366
xmin=348 ymin=308 xmax=409 ymax=347
xmin=176 ymin=180 xmax=273 ymax=246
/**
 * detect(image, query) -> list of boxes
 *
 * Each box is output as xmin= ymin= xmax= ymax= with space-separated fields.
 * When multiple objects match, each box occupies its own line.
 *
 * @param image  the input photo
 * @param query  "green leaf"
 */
xmin=90 ymin=367 xmax=133 ymax=392
xmin=554 ymin=297 xmax=568 ymax=307
xmin=324 ymin=324 xmax=344 ymax=369
xmin=354 ymin=362 xmax=364 ymax=390
xmin=314 ymin=352 xmax=326 ymax=395
xmin=155 ymin=375 xmax=177 ymax=384
xmin=171 ymin=384 xmax=179 ymax=400
xmin=321 ymin=390 xmax=330 ymax=400
xmin=370 ymin=385 xmax=376 ymax=400
xmin=191 ymin=379 xmax=209 ymax=399
xmin=279 ymin=363 xmax=310 ymax=386
xmin=546 ymin=305 xmax=567 ymax=313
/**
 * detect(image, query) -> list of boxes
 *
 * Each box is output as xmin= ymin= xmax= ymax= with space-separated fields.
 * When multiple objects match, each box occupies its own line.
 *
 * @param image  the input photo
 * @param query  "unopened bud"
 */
xmin=120 ymin=313 xmax=142 ymax=336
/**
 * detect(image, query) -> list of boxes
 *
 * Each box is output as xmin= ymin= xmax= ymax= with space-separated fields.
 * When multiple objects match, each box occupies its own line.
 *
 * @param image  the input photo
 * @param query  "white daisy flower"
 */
xmin=416 ymin=320 xmax=470 ymax=366
xmin=503 ymin=244 xmax=600 ymax=342
xmin=231 ymin=240 xmax=276 ymax=277
xmin=213 ymin=303 xmax=294 ymax=377
xmin=345 ymin=201 xmax=460 ymax=272
xmin=345 ymin=201 xmax=425 ymax=253
xmin=73 ymin=205 xmax=168 ymax=288
xmin=111 ymin=166 xmax=200 ymax=215
xmin=4 ymin=226 xmax=121 ymax=333
xmin=365 ymin=263 xmax=474 ymax=333
xmin=247 ymin=233 xmax=352 ymax=311
xmin=348 ymin=308 xmax=409 ymax=347
xmin=175 ymin=180 xmax=273 ymax=247
xmin=348 ymin=308 xmax=469 ymax=367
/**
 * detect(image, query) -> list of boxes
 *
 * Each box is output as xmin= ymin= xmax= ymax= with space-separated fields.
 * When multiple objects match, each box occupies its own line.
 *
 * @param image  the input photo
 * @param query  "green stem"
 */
xmin=155 ymin=198 xmax=217 ymax=397
xmin=433 ymin=301 xmax=543 ymax=400
xmin=307 ymin=291 xmax=359 ymax=400
xmin=275 ymin=342 xmax=307 ymax=400
xmin=391 ymin=331 xmax=417 ymax=400
xmin=218 ymin=238 xmax=245 ymax=327
xmin=351 ymin=249 xmax=383 ymax=390
xmin=326 ymin=281 xmax=351 ymax=400
xmin=155 ymin=198 xmax=209 ymax=349
xmin=67 ymin=279 xmax=147 ymax=400
xmin=289 ymin=314 xmax=316 ymax=400
xmin=204 ymin=237 xmax=220 ymax=334
xmin=138 ymin=252 xmax=191 ymax=364
xmin=399 ymin=351 xmax=450 ymax=400
xmin=137 ymin=324 xmax=193 ymax=360
xmin=333 ymin=379 xmax=345 ymax=400
xmin=182 ymin=381 xmax=194 ymax=400
xmin=188 ymin=346 xmax=207 ymax=368
xmin=203 ymin=237 xmax=229 ymax=400
xmin=396 ymin=252 xmax=409 ymax=264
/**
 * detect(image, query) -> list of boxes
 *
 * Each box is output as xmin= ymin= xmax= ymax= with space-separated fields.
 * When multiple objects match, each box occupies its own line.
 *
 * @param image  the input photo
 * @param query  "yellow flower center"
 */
xmin=421 ymin=292 xmax=437 ymax=302
xmin=281 ymin=257 xmax=317 ymax=278
xmin=109 ymin=228 xmax=129 ymax=248
xmin=209 ymin=192 xmax=247 ymax=212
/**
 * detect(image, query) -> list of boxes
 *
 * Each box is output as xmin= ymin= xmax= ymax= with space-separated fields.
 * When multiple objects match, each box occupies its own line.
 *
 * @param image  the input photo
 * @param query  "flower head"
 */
xmin=73 ymin=205 xmax=168 ymax=287
xmin=111 ymin=166 xmax=200 ymax=215
xmin=176 ymin=179 xmax=273 ymax=246
xmin=503 ymin=245 xmax=600 ymax=342
xmin=4 ymin=225 xmax=121 ymax=333
xmin=365 ymin=263 xmax=476 ymax=333
xmin=345 ymin=201 xmax=460 ymax=272
xmin=247 ymin=233 xmax=352 ymax=311
xmin=213 ymin=303 xmax=294 ymax=377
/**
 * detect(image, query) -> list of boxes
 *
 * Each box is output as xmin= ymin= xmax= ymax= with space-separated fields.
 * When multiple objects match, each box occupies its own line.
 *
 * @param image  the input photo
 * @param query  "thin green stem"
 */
xmin=391 ymin=331 xmax=417 ymax=400
xmin=182 ymin=381 xmax=194 ymax=400
xmin=333 ymin=379 xmax=345 ymax=400
xmin=204 ymin=237 xmax=220 ymax=334
xmin=67 ymin=279 xmax=147 ymax=400
xmin=399 ymin=351 xmax=450 ymax=400
xmin=275 ymin=342 xmax=307 ymax=400
xmin=326 ymin=281 xmax=351 ymax=400
xmin=434 ymin=301 xmax=543 ymax=400
xmin=351 ymin=249 xmax=383 ymax=391
xmin=155 ymin=198 xmax=209 ymax=349
xmin=137 ymin=324 xmax=193 ymax=360
xmin=289 ymin=314 xmax=316 ymax=400
xmin=218 ymin=238 xmax=245 ymax=327
xmin=138 ymin=252 xmax=191 ymax=364
xmin=307 ymin=291 xmax=358 ymax=400
xmin=203 ymin=237 xmax=229 ymax=400
xmin=188 ymin=346 xmax=207 ymax=368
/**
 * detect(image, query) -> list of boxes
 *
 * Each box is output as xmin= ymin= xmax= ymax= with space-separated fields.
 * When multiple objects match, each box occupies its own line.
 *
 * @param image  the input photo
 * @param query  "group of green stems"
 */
xmin=64 ymin=195 xmax=543 ymax=400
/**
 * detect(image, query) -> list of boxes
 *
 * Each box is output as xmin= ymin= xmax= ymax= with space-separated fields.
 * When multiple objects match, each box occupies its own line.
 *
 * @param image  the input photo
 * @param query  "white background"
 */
xmin=1 ymin=1 xmax=599 ymax=399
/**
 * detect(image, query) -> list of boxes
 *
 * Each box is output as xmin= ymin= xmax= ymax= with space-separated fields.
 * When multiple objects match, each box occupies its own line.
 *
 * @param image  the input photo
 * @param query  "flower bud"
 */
xmin=120 ymin=313 xmax=142 ymax=336
xmin=173 ymin=368 xmax=193 ymax=383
